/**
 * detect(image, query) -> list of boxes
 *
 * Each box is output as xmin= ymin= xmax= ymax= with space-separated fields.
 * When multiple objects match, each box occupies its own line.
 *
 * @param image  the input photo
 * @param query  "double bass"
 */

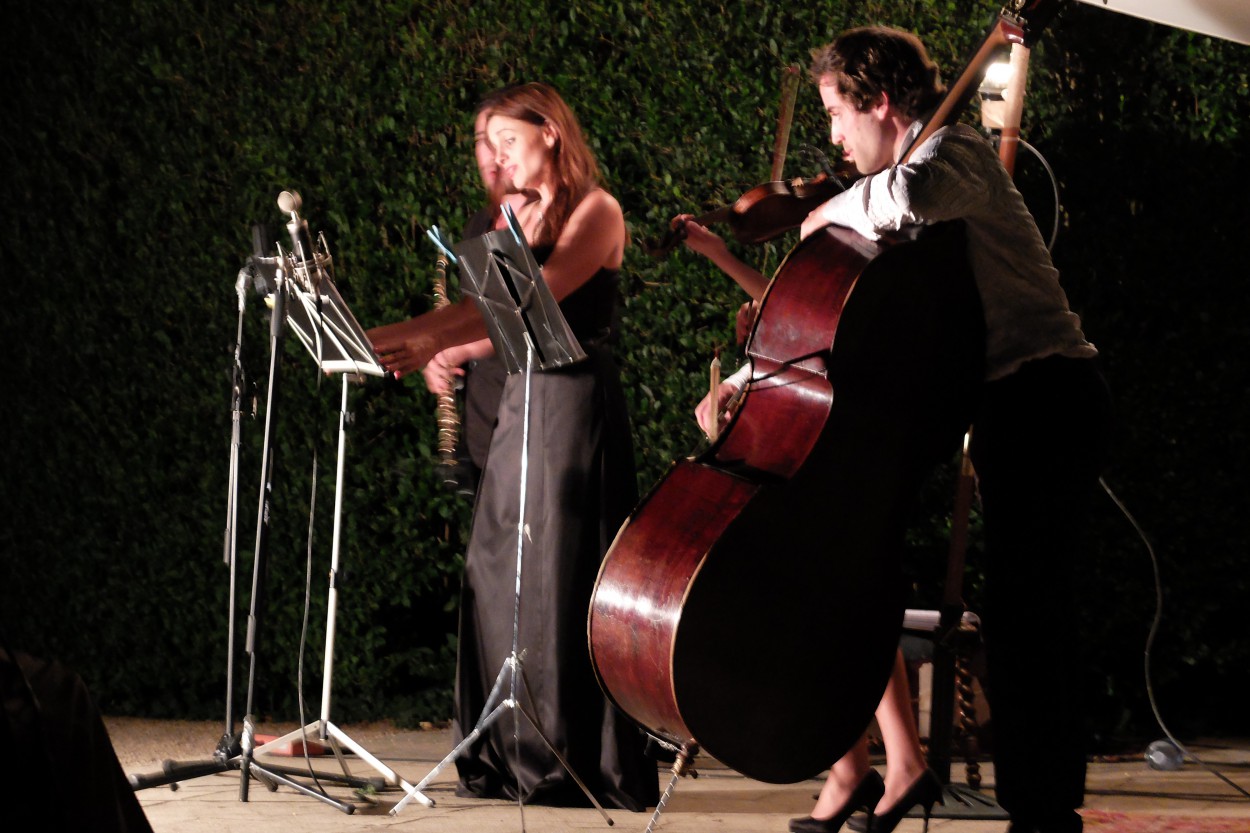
xmin=588 ymin=0 xmax=1064 ymax=784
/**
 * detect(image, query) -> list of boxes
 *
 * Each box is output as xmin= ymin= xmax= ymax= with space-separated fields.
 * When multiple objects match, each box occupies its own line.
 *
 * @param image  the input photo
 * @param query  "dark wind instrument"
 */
xmin=431 ymin=254 xmax=460 ymax=488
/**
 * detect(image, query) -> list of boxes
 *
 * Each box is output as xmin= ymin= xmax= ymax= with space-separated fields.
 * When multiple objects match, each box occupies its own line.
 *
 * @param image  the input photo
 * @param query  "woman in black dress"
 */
xmin=367 ymin=82 xmax=657 ymax=811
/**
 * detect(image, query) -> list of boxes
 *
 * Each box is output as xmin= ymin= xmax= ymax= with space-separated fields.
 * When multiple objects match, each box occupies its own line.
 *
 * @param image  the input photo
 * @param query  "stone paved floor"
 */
xmin=108 ymin=719 xmax=1250 ymax=833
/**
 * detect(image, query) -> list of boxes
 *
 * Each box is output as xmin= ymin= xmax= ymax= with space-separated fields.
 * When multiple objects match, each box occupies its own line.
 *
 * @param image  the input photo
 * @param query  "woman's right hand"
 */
xmin=367 ymin=299 xmax=488 ymax=380
xmin=367 ymin=313 xmax=443 ymax=379
xmin=371 ymin=330 xmax=441 ymax=379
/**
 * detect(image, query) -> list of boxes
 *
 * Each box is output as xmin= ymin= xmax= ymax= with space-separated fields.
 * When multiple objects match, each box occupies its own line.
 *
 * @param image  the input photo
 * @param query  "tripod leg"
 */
xmin=247 ymin=762 xmax=355 ymax=814
xmin=392 ymin=655 xmax=516 ymax=812
xmin=127 ymin=759 xmax=228 ymax=792
xmin=326 ymin=732 xmax=354 ymax=782
xmin=323 ymin=722 xmax=413 ymax=791
xmin=389 ymin=698 xmax=512 ymax=816
xmin=511 ymin=697 xmax=613 ymax=826
xmin=513 ymin=661 xmax=613 ymax=824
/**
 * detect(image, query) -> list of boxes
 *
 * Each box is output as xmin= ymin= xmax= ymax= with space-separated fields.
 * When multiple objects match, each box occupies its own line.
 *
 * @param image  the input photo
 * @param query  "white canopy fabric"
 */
xmin=1074 ymin=0 xmax=1250 ymax=46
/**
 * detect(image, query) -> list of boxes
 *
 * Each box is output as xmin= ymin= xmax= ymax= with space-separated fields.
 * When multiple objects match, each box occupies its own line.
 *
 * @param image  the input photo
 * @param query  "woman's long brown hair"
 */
xmin=485 ymin=82 xmax=602 ymax=248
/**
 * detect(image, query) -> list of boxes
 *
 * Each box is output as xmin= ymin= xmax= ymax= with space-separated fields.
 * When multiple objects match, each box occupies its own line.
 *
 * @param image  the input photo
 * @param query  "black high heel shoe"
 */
xmin=868 ymin=769 xmax=944 ymax=833
xmin=788 ymin=769 xmax=885 ymax=833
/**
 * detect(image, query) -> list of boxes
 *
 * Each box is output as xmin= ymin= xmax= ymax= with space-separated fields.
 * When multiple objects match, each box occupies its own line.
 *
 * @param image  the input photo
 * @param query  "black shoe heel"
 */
xmin=788 ymin=769 xmax=885 ymax=833
xmin=868 ymin=769 xmax=944 ymax=833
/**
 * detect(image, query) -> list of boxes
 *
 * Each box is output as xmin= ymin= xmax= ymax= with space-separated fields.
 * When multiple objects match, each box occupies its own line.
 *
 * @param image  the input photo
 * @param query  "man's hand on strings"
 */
xmin=735 ymin=300 xmax=759 ymax=345
xmin=695 ymin=379 xmax=744 ymax=438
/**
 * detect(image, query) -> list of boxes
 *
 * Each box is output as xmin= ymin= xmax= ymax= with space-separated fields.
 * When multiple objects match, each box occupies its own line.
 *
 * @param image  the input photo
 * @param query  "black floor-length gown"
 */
xmin=452 ymin=251 xmax=658 ymax=811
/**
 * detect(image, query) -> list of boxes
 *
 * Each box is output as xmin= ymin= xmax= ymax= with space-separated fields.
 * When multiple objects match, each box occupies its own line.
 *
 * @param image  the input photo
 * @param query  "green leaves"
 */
xmin=3 ymin=0 xmax=1249 ymax=736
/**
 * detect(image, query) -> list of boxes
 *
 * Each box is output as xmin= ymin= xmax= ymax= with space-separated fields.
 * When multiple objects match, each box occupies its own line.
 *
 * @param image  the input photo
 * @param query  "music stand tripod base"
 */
xmin=238 ymin=373 xmax=430 ymax=811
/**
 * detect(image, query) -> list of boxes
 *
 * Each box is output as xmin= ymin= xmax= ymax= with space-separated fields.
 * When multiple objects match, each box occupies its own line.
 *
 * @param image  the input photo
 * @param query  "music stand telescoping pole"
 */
xmin=389 ymin=212 xmax=609 ymax=830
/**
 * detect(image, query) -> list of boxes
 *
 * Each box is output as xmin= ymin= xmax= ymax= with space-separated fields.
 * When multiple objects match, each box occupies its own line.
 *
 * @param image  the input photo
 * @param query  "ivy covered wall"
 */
xmin=2 ymin=0 xmax=1247 ymax=741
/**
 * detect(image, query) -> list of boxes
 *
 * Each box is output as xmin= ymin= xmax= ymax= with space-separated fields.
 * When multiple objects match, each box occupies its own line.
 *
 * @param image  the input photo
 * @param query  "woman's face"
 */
xmin=487 ymin=114 xmax=555 ymax=192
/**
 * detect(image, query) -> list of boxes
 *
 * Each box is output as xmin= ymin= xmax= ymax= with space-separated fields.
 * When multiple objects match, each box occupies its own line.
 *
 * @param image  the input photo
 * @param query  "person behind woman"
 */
xmin=450 ymin=92 xmax=519 ymax=494
xmin=367 ymin=82 xmax=658 ymax=811
xmin=690 ymin=26 xmax=1110 ymax=833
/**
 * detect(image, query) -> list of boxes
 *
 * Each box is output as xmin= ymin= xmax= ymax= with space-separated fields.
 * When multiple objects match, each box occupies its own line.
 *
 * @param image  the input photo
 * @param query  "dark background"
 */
xmin=2 ymin=0 xmax=1247 ymax=746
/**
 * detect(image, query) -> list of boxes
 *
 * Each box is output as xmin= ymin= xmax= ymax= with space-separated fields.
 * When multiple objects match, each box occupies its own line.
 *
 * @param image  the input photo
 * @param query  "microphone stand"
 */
xmin=219 ymin=264 xmax=249 ymax=759
xmin=128 ymin=256 xmax=262 ymax=790
xmin=129 ymin=239 xmax=380 ymax=807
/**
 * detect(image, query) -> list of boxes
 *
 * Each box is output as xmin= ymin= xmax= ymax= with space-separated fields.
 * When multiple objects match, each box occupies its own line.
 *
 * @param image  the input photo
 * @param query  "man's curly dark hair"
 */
xmin=809 ymin=26 xmax=945 ymax=121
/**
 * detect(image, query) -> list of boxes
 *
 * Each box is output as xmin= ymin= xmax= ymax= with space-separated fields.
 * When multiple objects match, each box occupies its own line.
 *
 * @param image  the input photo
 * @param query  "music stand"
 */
xmin=451 ymin=210 xmax=585 ymax=374
xmin=390 ymin=213 xmax=608 ymax=829
xmin=233 ymin=194 xmax=425 ymax=813
xmin=284 ymin=258 xmax=387 ymax=379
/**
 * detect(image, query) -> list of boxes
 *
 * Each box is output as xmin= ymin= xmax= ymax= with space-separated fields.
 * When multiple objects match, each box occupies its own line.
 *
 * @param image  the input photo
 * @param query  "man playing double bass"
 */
xmin=687 ymin=26 xmax=1112 ymax=833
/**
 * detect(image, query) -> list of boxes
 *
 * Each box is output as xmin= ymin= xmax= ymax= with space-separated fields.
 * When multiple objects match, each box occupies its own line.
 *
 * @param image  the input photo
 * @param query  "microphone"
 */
xmin=276 ymin=190 xmax=327 ymax=294
xmin=276 ymin=190 xmax=301 ymax=214
xmin=278 ymin=190 xmax=315 ymax=265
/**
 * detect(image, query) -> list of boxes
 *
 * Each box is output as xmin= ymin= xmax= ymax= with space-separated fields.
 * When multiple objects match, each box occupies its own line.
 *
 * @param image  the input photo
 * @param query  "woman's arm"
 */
xmin=366 ymin=297 xmax=489 ymax=379
xmin=368 ymin=188 xmax=628 ymax=378
xmin=537 ymin=189 xmax=627 ymax=301
xmin=677 ymin=218 xmax=769 ymax=301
